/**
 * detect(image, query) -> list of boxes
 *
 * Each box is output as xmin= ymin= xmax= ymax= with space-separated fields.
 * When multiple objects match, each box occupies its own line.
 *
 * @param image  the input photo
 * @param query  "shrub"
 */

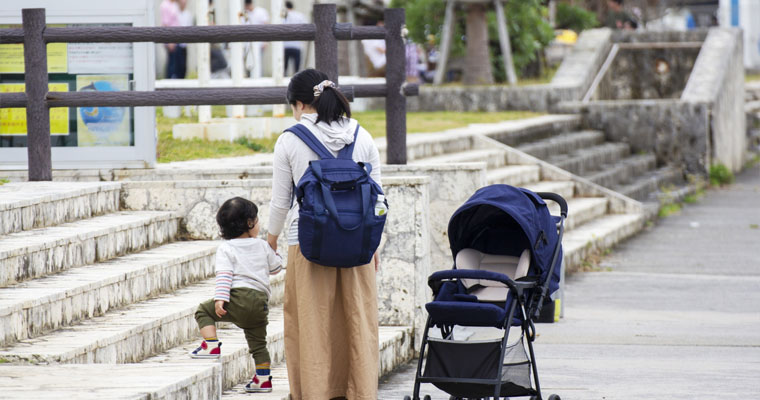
xmin=709 ymin=163 xmax=734 ymax=187
xmin=555 ymin=2 xmax=598 ymax=33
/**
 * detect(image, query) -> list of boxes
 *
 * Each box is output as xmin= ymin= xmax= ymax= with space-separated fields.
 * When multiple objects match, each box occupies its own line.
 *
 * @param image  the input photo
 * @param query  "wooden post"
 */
xmin=433 ymin=0 xmax=455 ymax=85
xmin=22 ymin=8 xmax=52 ymax=181
xmin=313 ymin=3 xmax=338 ymax=83
xmin=494 ymin=0 xmax=517 ymax=86
xmin=384 ymin=8 xmax=406 ymax=165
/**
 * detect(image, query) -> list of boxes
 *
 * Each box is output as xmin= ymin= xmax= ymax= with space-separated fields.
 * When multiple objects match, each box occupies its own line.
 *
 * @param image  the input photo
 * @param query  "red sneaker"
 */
xmin=189 ymin=341 xmax=221 ymax=359
xmin=244 ymin=374 xmax=272 ymax=393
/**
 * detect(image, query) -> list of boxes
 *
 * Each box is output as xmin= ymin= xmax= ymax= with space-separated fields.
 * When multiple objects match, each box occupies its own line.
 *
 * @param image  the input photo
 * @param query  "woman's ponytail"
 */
xmin=314 ymin=85 xmax=351 ymax=125
xmin=286 ymin=69 xmax=351 ymax=124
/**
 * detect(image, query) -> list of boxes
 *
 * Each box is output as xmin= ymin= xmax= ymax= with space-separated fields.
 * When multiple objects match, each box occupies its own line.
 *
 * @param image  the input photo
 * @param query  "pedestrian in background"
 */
xmin=243 ymin=0 xmax=270 ymax=78
xmin=282 ymin=1 xmax=307 ymax=75
xmin=160 ymin=0 xmax=181 ymax=78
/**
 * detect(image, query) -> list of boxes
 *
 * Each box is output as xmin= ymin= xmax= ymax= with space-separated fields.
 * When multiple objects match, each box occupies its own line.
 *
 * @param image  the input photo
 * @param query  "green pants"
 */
xmin=195 ymin=287 xmax=270 ymax=364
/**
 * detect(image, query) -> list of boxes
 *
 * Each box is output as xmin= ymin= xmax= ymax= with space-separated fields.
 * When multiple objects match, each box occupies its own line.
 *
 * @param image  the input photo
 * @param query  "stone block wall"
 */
xmin=375 ymin=176 xmax=431 ymax=349
xmin=120 ymin=176 xmax=436 ymax=348
xmin=383 ymin=164 xmax=487 ymax=274
xmin=398 ymin=28 xmax=613 ymax=113
xmin=593 ymin=47 xmax=701 ymax=100
xmin=562 ymin=99 xmax=711 ymax=174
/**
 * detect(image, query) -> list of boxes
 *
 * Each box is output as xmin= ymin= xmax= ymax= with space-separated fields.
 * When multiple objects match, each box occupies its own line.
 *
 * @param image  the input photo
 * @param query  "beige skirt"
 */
xmin=284 ymin=245 xmax=379 ymax=400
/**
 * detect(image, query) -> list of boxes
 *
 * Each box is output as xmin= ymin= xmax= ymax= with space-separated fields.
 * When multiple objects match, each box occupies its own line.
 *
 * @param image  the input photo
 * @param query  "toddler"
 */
xmin=191 ymin=197 xmax=282 ymax=393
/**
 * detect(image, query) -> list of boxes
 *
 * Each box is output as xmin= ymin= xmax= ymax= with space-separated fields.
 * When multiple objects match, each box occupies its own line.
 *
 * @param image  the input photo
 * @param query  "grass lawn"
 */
xmin=156 ymin=108 xmax=543 ymax=163
xmin=748 ymin=73 xmax=760 ymax=82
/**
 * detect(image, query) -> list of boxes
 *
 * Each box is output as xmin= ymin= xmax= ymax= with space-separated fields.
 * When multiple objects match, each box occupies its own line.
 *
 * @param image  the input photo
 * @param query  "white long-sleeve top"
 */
xmin=267 ymin=114 xmax=382 ymax=240
xmin=214 ymin=238 xmax=282 ymax=302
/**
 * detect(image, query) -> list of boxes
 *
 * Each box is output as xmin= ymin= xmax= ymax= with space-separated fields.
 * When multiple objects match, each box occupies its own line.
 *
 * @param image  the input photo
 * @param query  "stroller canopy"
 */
xmin=447 ymin=184 xmax=562 ymax=296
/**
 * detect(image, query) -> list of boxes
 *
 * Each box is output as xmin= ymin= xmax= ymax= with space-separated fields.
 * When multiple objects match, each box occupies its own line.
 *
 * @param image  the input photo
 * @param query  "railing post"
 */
xmin=22 ymin=8 xmax=52 ymax=181
xmin=313 ymin=3 xmax=338 ymax=83
xmin=384 ymin=8 xmax=407 ymax=164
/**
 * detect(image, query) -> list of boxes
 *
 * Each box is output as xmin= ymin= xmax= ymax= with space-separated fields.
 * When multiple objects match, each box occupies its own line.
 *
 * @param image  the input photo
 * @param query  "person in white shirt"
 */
xmin=362 ymin=20 xmax=386 ymax=77
xmin=266 ymin=69 xmax=382 ymax=399
xmin=192 ymin=197 xmax=282 ymax=393
xmin=282 ymin=1 xmax=307 ymax=75
xmin=243 ymin=0 xmax=270 ymax=78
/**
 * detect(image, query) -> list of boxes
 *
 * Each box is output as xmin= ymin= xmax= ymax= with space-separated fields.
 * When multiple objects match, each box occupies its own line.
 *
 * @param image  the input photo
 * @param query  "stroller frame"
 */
xmin=407 ymin=192 xmax=566 ymax=400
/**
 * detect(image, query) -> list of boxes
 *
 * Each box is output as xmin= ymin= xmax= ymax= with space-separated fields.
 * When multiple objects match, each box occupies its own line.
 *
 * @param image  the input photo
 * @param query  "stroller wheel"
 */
xmin=403 ymin=397 xmax=411 ymax=400
xmin=424 ymin=396 xmax=431 ymax=400
xmin=547 ymin=395 xmax=561 ymax=400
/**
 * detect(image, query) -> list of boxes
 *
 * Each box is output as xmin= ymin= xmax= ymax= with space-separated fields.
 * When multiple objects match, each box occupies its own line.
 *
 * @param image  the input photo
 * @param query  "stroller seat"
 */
xmin=456 ymin=248 xmax=530 ymax=302
xmin=425 ymin=248 xmax=531 ymax=328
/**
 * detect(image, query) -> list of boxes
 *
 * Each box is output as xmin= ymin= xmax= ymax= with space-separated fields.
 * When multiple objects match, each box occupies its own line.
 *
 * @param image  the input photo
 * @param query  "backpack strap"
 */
xmin=286 ymin=124 xmax=334 ymax=160
xmin=337 ymin=123 xmax=361 ymax=160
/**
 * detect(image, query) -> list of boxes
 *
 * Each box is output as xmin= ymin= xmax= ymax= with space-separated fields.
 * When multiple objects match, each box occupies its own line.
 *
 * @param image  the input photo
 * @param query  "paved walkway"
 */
xmin=379 ymin=163 xmax=760 ymax=399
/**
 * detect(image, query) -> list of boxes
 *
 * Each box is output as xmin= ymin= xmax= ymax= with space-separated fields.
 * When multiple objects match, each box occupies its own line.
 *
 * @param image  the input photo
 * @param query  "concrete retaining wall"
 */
xmin=682 ymin=28 xmax=746 ymax=172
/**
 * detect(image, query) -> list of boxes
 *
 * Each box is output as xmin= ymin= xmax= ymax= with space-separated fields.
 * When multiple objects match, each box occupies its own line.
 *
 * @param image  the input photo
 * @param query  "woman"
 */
xmin=267 ymin=69 xmax=382 ymax=399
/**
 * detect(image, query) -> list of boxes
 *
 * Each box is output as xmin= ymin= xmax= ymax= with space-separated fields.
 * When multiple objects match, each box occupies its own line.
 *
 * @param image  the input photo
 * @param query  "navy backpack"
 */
xmin=286 ymin=123 xmax=387 ymax=267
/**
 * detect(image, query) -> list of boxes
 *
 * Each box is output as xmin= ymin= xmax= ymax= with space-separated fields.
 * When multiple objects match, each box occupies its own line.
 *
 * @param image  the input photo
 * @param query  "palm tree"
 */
xmin=463 ymin=3 xmax=494 ymax=85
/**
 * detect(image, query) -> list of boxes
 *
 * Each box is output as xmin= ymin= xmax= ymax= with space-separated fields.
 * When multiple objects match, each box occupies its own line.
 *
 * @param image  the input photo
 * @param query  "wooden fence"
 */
xmin=0 ymin=4 xmax=418 ymax=181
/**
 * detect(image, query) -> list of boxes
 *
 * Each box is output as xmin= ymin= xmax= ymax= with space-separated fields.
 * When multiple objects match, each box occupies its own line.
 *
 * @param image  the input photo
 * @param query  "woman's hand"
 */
xmin=267 ymin=233 xmax=278 ymax=253
xmin=215 ymin=300 xmax=227 ymax=318
xmin=374 ymin=253 xmax=380 ymax=272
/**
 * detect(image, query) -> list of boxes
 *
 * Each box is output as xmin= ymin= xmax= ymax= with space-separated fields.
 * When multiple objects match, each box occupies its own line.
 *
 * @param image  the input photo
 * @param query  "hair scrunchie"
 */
xmin=313 ymin=80 xmax=336 ymax=98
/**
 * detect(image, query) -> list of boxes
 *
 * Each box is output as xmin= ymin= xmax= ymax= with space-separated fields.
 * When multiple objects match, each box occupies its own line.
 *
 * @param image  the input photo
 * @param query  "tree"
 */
xmin=464 ymin=3 xmax=494 ymax=84
xmin=393 ymin=0 xmax=553 ymax=82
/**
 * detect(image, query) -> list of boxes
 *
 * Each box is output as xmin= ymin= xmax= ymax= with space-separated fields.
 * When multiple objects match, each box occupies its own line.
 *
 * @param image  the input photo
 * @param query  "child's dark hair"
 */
xmin=286 ymin=68 xmax=351 ymax=125
xmin=216 ymin=197 xmax=258 ymax=240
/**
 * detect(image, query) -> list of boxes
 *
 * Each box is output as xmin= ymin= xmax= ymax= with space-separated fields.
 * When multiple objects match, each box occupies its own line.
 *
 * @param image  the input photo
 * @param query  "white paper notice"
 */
xmin=68 ymin=42 xmax=134 ymax=74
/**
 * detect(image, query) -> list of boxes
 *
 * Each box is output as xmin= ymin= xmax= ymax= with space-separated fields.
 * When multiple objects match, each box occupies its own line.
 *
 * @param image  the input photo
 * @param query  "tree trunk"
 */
xmin=463 ymin=3 xmax=493 ymax=85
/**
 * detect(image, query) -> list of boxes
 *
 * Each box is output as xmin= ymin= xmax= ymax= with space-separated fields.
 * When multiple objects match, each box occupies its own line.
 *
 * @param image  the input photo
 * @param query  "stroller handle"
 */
xmin=537 ymin=192 xmax=568 ymax=218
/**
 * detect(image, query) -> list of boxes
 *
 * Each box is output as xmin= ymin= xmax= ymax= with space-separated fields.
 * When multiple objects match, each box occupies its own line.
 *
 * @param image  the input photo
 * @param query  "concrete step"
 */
xmin=0 ymin=363 xmax=222 ymax=399
xmin=517 ymin=130 xmax=605 ymax=160
xmin=480 ymin=114 xmax=582 ymax=147
xmin=556 ymin=197 xmax=609 ymax=231
xmin=0 ymin=211 xmax=180 ymax=287
xmin=0 ymin=182 xmax=121 ymax=236
xmin=221 ymin=326 xmax=414 ymax=399
xmin=414 ymin=148 xmax=506 ymax=169
xmin=0 ymin=278 xmax=218 ymax=364
xmin=142 ymin=306 xmax=286 ymax=391
xmin=394 ymin=133 xmax=476 ymax=163
xmin=0 ymin=241 xmax=219 ymax=347
xmin=115 ymin=166 xmax=274 ymax=182
xmin=522 ymin=180 xmax=576 ymax=200
xmin=0 ymin=272 xmax=286 ymax=365
xmin=614 ymin=166 xmax=685 ymax=202
xmin=562 ymin=213 xmax=646 ymax=273
xmin=548 ymin=143 xmax=631 ymax=176
xmin=486 ymin=165 xmax=541 ymax=186
xmin=586 ymin=154 xmax=658 ymax=189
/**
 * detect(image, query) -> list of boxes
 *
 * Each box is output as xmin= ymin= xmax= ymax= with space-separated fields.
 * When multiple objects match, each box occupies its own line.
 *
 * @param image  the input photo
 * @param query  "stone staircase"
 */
xmin=406 ymin=115 xmax=648 ymax=272
xmin=0 ymin=181 xmax=413 ymax=399
xmin=493 ymin=122 xmax=690 ymax=204
xmin=0 ymin=114 xmax=665 ymax=398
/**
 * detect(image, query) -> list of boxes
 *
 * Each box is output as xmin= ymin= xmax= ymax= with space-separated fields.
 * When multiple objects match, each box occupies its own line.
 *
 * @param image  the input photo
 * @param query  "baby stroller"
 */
xmin=404 ymin=184 xmax=566 ymax=400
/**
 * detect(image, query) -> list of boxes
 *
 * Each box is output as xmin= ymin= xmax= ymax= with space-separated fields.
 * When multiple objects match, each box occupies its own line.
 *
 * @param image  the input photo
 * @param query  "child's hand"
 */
xmin=215 ymin=300 xmax=227 ymax=318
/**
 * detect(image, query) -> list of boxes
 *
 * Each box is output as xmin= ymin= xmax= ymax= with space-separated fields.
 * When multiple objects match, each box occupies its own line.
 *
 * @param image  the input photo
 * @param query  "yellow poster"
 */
xmin=0 ymin=83 xmax=69 ymax=135
xmin=76 ymin=75 xmax=130 ymax=147
xmin=0 ymin=24 xmax=68 ymax=74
